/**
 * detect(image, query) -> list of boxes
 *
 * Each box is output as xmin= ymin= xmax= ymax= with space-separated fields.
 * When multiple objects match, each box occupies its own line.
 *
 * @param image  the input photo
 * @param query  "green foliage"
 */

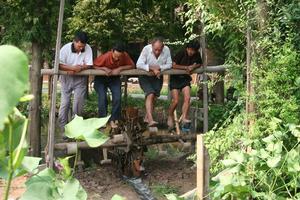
xmin=0 ymin=45 xmax=29 ymax=130
xmin=165 ymin=193 xmax=185 ymax=200
xmin=58 ymin=156 xmax=74 ymax=179
xmin=152 ymin=184 xmax=179 ymax=198
xmin=20 ymin=168 xmax=87 ymax=200
xmin=212 ymin=118 xmax=300 ymax=199
xmin=67 ymin=0 xmax=186 ymax=50
xmin=144 ymin=147 xmax=160 ymax=160
xmin=0 ymin=46 xmax=41 ymax=200
xmin=254 ymin=40 xmax=300 ymax=126
xmin=111 ymin=194 xmax=126 ymax=200
xmin=205 ymin=112 xmax=245 ymax=175
xmin=184 ymin=2 xmax=300 ymax=199
xmin=64 ymin=115 xmax=110 ymax=147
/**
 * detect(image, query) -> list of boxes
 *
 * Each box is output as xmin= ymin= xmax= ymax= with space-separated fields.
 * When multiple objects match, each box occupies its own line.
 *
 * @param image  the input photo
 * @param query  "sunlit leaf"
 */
xmin=111 ymin=194 xmax=126 ymax=200
xmin=58 ymin=156 xmax=73 ymax=179
xmin=65 ymin=115 xmax=110 ymax=147
xmin=266 ymin=156 xmax=281 ymax=168
xmin=0 ymin=45 xmax=29 ymax=130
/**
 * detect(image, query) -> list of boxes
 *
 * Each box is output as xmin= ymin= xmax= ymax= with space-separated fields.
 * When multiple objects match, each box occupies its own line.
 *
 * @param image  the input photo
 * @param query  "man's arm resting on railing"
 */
xmin=59 ymin=63 xmax=89 ymax=73
xmin=173 ymin=62 xmax=202 ymax=73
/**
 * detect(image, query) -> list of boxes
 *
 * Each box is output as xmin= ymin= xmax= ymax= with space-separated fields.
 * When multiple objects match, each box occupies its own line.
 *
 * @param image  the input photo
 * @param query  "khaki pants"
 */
xmin=58 ymin=75 xmax=87 ymax=128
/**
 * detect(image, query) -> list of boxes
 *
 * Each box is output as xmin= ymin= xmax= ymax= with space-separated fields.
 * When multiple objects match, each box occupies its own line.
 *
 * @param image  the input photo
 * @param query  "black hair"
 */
xmin=112 ymin=42 xmax=126 ymax=52
xmin=74 ymin=31 xmax=89 ymax=44
xmin=186 ymin=40 xmax=200 ymax=51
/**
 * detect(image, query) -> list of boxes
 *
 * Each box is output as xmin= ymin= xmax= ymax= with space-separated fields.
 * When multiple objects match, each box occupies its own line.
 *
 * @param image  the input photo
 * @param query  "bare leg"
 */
xmin=145 ymin=93 xmax=155 ymax=123
xmin=181 ymin=86 xmax=191 ymax=122
xmin=168 ymin=89 xmax=179 ymax=127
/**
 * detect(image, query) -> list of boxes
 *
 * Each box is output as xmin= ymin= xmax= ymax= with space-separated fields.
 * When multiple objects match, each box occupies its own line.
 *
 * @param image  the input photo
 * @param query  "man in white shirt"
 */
xmin=58 ymin=31 xmax=93 ymax=132
xmin=136 ymin=37 xmax=172 ymax=127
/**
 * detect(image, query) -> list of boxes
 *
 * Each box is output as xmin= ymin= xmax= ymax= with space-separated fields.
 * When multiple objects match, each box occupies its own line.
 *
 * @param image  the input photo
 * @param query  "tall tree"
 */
xmin=0 ymin=0 xmax=61 ymax=156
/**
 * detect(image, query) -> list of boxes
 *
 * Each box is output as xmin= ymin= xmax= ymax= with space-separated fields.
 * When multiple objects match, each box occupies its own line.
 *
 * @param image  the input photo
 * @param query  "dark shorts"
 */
xmin=169 ymin=75 xmax=192 ymax=90
xmin=139 ymin=75 xmax=163 ymax=97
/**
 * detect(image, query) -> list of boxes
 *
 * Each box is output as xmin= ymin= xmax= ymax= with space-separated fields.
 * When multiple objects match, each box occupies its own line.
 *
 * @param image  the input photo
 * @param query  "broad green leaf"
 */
xmin=111 ymin=194 xmax=126 ymax=200
xmin=0 ymin=45 xmax=29 ymax=130
xmin=2 ymin=108 xmax=26 ymax=151
xmin=266 ymin=155 xmax=281 ymax=168
xmin=228 ymin=151 xmax=245 ymax=164
xmin=21 ymin=168 xmax=60 ymax=200
xmin=222 ymin=159 xmax=237 ymax=167
xmin=65 ymin=115 xmax=110 ymax=147
xmin=289 ymin=124 xmax=300 ymax=140
xmin=58 ymin=156 xmax=73 ymax=179
xmin=259 ymin=149 xmax=270 ymax=159
xmin=15 ymin=156 xmax=42 ymax=177
xmin=262 ymin=135 xmax=275 ymax=143
xmin=19 ymin=94 xmax=34 ymax=102
xmin=25 ymin=168 xmax=56 ymax=186
xmin=0 ymin=132 xmax=5 ymax=161
xmin=269 ymin=118 xmax=282 ymax=131
xmin=60 ymin=178 xmax=87 ymax=200
xmin=295 ymin=77 xmax=300 ymax=87
xmin=165 ymin=194 xmax=184 ymax=200
xmin=287 ymin=149 xmax=300 ymax=173
xmin=266 ymin=141 xmax=282 ymax=154
xmin=20 ymin=181 xmax=58 ymax=200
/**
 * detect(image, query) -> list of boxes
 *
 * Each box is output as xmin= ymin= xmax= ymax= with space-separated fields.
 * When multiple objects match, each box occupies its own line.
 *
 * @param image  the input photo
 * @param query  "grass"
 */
xmin=144 ymin=147 xmax=160 ymax=160
xmin=151 ymin=184 xmax=180 ymax=198
xmin=129 ymin=84 xmax=199 ymax=97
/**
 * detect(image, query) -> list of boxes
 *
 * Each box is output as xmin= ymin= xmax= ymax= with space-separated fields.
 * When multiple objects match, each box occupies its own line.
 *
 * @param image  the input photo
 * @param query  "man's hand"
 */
xmin=73 ymin=65 xmax=82 ymax=73
xmin=111 ymin=68 xmax=121 ymax=76
xmin=186 ymin=64 xmax=197 ymax=74
xmin=102 ymin=67 xmax=112 ymax=76
xmin=80 ymin=64 xmax=89 ymax=71
xmin=152 ymin=68 xmax=161 ymax=78
xmin=149 ymin=65 xmax=161 ymax=78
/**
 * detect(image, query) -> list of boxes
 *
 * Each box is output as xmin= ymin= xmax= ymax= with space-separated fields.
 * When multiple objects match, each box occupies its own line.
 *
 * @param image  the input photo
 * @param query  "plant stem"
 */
xmin=72 ymin=140 xmax=79 ymax=176
xmin=13 ymin=119 xmax=28 ymax=166
xmin=3 ymin=118 xmax=14 ymax=200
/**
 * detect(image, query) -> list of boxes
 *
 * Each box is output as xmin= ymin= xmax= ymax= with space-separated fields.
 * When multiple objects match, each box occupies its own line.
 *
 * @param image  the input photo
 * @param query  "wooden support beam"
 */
xmin=54 ymin=134 xmax=197 ymax=154
xmin=197 ymin=134 xmax=204 ymax=200
xmin=41 ymin=65 xmax=225 ymax=76
xmin=46 ymin=0 xmax=65 ymax=168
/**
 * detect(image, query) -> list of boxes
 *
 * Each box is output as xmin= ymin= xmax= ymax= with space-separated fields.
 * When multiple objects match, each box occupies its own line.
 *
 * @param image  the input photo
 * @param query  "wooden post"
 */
xmin=28 ymin=42 xmax=43 ymax=156
xmin=197 ymin=134 xmax=204 ymax=199
xmin=123 ymin=75 xmax=128 ymax=106
xmin=46 ymin=0 xmax=65 ymax=168
xmin=198 ymin=16 xmax=209 ymax=200
xmin=213 ymin=71 xmax=225 ymax=104
xmin=200 ymin=27 xmax=208 ymax=133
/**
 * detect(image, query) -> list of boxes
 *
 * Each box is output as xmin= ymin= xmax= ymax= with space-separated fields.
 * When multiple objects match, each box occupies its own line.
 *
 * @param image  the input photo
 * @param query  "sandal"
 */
xmin=148 ymin=121 xmax=158 ymax=127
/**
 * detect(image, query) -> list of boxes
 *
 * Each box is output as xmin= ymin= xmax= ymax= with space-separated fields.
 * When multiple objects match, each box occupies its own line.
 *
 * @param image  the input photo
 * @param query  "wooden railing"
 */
xmin=41 ymin=65 xmax=225 ymax=76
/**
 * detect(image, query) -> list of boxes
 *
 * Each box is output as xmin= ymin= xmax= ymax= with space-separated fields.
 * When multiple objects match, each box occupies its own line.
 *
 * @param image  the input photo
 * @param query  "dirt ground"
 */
xmin=77 ymin=150 xmax=196 ymax=200
xmin=0 ymin=146 xmax=196 ymax=200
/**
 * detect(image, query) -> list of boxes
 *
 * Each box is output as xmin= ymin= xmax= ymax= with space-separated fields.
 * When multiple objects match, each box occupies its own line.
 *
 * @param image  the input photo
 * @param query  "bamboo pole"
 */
xmin=200 ymin=30 xmax=208 ymax=133
xmin=46 ymin=0 xmax=65 ymax=168
xmin=54 ymin=134 xmax=197 ymax=154
xmin=41 ymin=65 xmax=225 ymax=76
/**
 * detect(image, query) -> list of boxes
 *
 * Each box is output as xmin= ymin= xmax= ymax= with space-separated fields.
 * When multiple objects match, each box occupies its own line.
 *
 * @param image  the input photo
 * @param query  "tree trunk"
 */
xmin=213 ymin=71 xmax=225 ymax=104
xmin=28 ymin=42 xmax=43 ymax=157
